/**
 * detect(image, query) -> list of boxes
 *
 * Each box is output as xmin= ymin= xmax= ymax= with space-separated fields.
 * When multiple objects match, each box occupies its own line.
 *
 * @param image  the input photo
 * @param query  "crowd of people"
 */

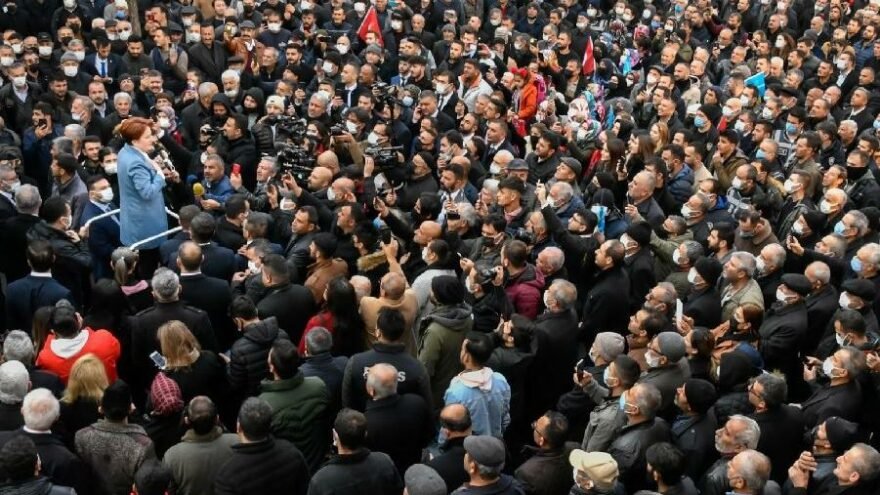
xmin=2 ymin=0 xmax=880 ymax=494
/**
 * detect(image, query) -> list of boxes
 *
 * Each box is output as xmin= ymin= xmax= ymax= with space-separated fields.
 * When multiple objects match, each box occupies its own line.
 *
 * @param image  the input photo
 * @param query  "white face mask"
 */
xmin=391 ymin=20 xmax=403 ymax=30
xmin=268 ymin=22 xmax=282 ymax=33
xmin=61 ymin=215 xmax=72 ymax=228
xmin=63 ymin=66 xmax=78 ymax=77
xmin=367 ymin=132 xmax=379 ymax=146
xmin=822 ymin=357 xmax=837 ymax=377
xmin=247 ymin=260 xmax=260 ymax=272
xmin=645 ymin=349 xmax=662 ymax=368
xmin=421 ymin=247 xmax=430 ymax=262
xmin=118 ymin=30 xmax=131 ymax=41
xmin=435 ymin=82 xmax=448 ymax=94
xmin=345 ymin=121 xmax=359 ymax=134
xmin=11 ymin=44 xmax=21 ymax=55
xmin=38 ymin=46 xmax=52 ymax=56
xmin=792 ymin=221 xmax=804 ymax=235
xmin=0 ymin=57 xmax=13 ymax=67
xmin=12 ymin=76 xmax=26 ymax=88
xmin=755 ymin=257 xmax=766 ymax=275
xmin=731 ymin=177 xmax=744 ymax=190
xmin=322 ymin=61 xmax=335 ymax=74
xmin=839 ymin=292 xmax=852 ymax=309
xmin=775 ymin=37 xmax=786 ymax=48
xmin=820 ymin=200 xmax=834 ymax=214
xmin=103 ymin=161 xmax=117 ymax=175
xmin=73 ymin=51 xmax=85 ymax=62
xmin=687 ymin=267 xmax=699 ymax=284
xmin=158 ymin=117 xmax=170 ymax=129
xmin=98 ymin=188 xmax=114 ymax=203
xmin=336 ymin=44 xmax=349 ymax=54
xmin=187 ymin=32 xmax=201 ymax=43
xmin=776 ymin=287 xmax=790 ymax=303
xmin=63 ymin=0 xmax=75 ymax=8
xmin=836 ymin=332 xmax=848 ymax=346
xmin=326 ymin=187 xmax=337 ymax=202
xmin=837 ymin=59 xmax=848 ymax=70
xmin=672 ymin=249 xmax=684 ymax=265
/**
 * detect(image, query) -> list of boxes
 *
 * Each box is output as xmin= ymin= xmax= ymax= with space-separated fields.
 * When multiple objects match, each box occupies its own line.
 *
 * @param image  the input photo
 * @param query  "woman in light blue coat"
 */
xmin=116 ymin=117 xmax=168 ymax=276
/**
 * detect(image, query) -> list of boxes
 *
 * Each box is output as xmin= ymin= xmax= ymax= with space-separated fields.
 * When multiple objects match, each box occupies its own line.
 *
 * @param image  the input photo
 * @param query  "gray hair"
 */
xmin=0 ymin=360 xmax=29 ymax=405
xmin=457 ymin=202 xmax=478 ymax=228
xmin=366 ymin=363 xmax=398 ymax=400
xmin=304 ymin=327 xmax=333 ymax=355
xmin=51 ymin=137 xmax=74 ymax=155
xmin=631 ymin=383 xmax=662 ymax=418
xmin=151 ymin=268 xmax=180 ymax=302
xmin=754 ymin=373 xmax=787 ymax=408
xmin=198 ymin=82 xmax=218 ymax=98
xmin=734 ymin=450 xmax=771 ymax=492
xmin=259 ymin=156 xmax=280 ymax=175
xmin=682 ymin=240 xmax=704 ymax=264
xmin=113 ymin=92 xmax=132 ymax=105
xmin=549 ymin=279 xmax=577 ymax=310
xmin=481 ymin=179 xmax=499 ymax=195
xmin=221 ymin=69 xmax=240 ymax=83
xmin=14 ymin=184 xmax=41 ymax=214
xmin=310 ymin=91 xmax=329 ymax=107
xmin=541 ymin=247 xmax=565 ymax=272
xmin=824 ymin=234 xmax=847 ymax=258
xmin=21 ymin=388 xmax=59 ymax=431
xmin=2 ymin=330 xmax=34 ymax=365
xmin=64 ymin=124 xmax=85 ymax=140
xmin=655 ymin=282 xmax=678 ymax=309
xmin=636 ymin=170 xmax=657 ymax=191
xmin=840 ymin=120 xmax=858 ymax=134
xmin=806 ymin=261 xmax=831 ymax=285
xmin=763 ymin=243 xmax=786 ymax=270
xmin=667 ymin=215 xmax=687 ymax=234
xmin=837 ymin=346 xmax=867 ymax=379
xmin=849 ymin=443 xmax=880 ymax=482
xmin=847 ymin=210 xmax=870 ymax=237
xmin=350 ymin=275 xmax=372 ymax=300
xmin=863 ymin=243 xmax=880 ymax=269
xmin=731 ymin=252 xmax=757 ymax=278
xmin=551 ymin=182 xmax=574 ymax=203
xmin=74 ymin=95 xmax=94 ymax=113
xmin=729 ymin=415 xmax=761 ymax=449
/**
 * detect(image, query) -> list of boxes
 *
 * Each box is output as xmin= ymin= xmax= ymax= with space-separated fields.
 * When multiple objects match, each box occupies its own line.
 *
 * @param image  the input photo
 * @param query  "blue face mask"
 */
xmin=834 ymin=221 xmax=847 ymax=235
xmin=618 ymin=394 xmax=627 ymax=411
xmin=603 ymin=367 xmax=612 ymax=385
xmin=755 ymin=149 xmax=766 ymax=160
xmin=785 ymin=122 xmax=798 ymax=135
xmin=694 ymin=116 xmax=706 ymax=128
xmin=651 ymin=20 xmax=662 ymax=30
xmin=852 ymin=257 xmax=863 ymax=273
xmin=674 ymin=4 xmax=683 ymax=13
xmin=874 ymin=120 xmax=880 ymax=130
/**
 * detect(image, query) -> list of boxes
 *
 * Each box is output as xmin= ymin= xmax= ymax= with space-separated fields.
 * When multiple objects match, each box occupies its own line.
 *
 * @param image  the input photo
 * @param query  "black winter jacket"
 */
xmin=214 ymin=437 xmax=310 ymax=495
xmin=307 ymin=448 xmax=402 ymax=495
xmin=228 ymin=317 xmax=291 ymax=398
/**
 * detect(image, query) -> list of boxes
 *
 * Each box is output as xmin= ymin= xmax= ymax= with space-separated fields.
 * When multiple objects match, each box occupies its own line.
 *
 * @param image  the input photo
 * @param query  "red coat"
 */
xmin=36 ymin=328 xmax=121 ymax=384
xmin=504 ymin=264 xmax=546 ymax=320
xmin=517 ymin=83 xmax=538 ymax=121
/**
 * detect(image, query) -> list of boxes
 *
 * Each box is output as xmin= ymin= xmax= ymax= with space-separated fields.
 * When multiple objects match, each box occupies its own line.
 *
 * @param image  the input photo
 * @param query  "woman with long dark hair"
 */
xmin=298 ymin=277 xmax=365 ymax=357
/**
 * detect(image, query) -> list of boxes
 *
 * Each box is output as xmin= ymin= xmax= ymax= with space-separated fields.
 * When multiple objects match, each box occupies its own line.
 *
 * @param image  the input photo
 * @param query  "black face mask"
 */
xmin=60 ymin=36 xmax=73 ymax=46
xmin=562 ymin=69 xmax=573 ymax=78
xmin=529 ymin=135 xmax=539 ymax=147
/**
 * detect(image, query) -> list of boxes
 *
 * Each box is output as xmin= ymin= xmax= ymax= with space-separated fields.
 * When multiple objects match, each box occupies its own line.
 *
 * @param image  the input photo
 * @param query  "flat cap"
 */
xmin=507 ymin=158 xmax=528 ymax=171
xmin=463 ymin=435 xmax=505 ymax=468
xmin=781 ymin=273 xmax=812 ymax=296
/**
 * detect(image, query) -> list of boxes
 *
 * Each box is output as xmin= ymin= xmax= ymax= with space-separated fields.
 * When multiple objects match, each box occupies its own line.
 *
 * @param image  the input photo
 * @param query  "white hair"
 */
xmin=22 ymin=388 xmax=59 ymax=431
xmin=0 ymin=361 xmax=29 ymax=405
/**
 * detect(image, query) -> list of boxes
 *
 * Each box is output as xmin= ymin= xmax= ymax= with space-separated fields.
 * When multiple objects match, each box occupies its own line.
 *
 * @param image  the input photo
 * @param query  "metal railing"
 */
xmin=83 ymin=207 xmax=183 ymax=250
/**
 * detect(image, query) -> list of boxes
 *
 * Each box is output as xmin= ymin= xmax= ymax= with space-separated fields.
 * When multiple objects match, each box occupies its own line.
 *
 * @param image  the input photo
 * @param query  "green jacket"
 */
xmin=259 ymin=372 xmax=329 ymax=471
xmin=418 ymin=303 xmax=473 ymax=410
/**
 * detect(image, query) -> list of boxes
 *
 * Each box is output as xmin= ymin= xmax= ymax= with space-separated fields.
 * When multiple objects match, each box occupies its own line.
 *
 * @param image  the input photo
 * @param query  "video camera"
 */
xmin=365 ymin=145 xmax=405 ymax=171
xmin=372 ymin=82 xmax=399 ymax=110
xmin=277 ymin=145 xmax=317 ymax=183
xmin=264 ymin=115 xmax=308 ymax=138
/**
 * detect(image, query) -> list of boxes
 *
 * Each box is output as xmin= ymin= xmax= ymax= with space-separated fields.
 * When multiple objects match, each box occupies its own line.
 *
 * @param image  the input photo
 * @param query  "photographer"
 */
xmin=331 ymin=107 xmax=368 ymax=168
xmin=468 ymin=266 xmax=513 ymax=334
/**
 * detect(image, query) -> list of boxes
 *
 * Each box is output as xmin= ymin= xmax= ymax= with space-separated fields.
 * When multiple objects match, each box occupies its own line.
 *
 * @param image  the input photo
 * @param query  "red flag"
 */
xmin=357 ymin=6 xmax=383 ymax=47
xmin=582 ymin=35 xmax=595 ymax=75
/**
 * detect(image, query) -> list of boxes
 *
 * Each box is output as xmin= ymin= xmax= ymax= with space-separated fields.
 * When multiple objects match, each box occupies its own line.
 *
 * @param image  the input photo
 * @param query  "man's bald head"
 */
xmin=380 ymin=272 xmax=406 ymax=299
xmin=316 ymin=150 xmax=340 ymax=174
xmin=450 ymin=155 xmax=471 ymax=173
xmin=177 ymin=241 xmax=203 ymax=272
xmin=440 ymin=403 xmax=472 ymax=435
xmin=366 ymin=363 xmax=398 ymax=400
xmin=420 ymin=221 xmax=442 ymax=240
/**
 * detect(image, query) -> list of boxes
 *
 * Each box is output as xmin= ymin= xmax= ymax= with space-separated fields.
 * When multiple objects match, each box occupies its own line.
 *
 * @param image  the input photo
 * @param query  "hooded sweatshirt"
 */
xmin=36 ymin=328 xmax=120 ymax=384
xmin=418 ymin=303 xmax=474 ymax=410
xmin=443 ymin=367 xmax=511 ymax=440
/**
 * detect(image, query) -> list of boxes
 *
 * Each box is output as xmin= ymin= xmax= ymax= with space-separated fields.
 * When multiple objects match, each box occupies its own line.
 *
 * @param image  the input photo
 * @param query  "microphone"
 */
xmin=192 ymin=182 xmax=205 ymax=198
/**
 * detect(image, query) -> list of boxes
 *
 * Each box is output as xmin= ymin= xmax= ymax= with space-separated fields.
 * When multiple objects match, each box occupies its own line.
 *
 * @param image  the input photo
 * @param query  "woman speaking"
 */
xmin=116 ymin=117 xmax=169 ymax=277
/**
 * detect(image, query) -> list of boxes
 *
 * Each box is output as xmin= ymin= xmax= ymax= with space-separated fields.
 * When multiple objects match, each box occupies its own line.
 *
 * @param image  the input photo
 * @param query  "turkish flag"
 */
xmin=582 ymin=35 xmax=595 ymax=75
xmin=357 ymin=6 xmax=383 ymax=47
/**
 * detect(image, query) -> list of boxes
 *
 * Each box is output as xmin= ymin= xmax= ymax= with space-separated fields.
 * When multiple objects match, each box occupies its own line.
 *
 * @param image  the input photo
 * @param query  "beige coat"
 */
xmin=359 ymin=289 xmax=420 ymax=356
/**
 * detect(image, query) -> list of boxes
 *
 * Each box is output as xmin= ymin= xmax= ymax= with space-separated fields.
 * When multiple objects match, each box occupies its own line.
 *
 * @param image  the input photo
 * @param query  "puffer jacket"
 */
xmin=419 ymin=303 xmax=474 ymax=409
xmin=259 ymin=372 xmax=330 ymax=471
xmin=228 ymin=317 xmax=290 ymax=398
xmin=504 ymin=264 xmax=545 ymax=320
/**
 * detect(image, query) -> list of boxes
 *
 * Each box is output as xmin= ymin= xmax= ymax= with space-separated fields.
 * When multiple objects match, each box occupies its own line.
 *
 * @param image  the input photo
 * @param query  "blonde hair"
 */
xmin=62 ymin=354 xmax=109 ymax=404
xmin=652 ymin=121 xmax=669 ymax=153
xmin=158 ymin=320 xmax=201 ymax=369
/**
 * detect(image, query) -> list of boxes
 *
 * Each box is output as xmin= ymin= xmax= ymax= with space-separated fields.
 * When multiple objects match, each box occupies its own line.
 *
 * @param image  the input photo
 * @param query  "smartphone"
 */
xmin=380 ymin=228 xmax=392 ymax=244
xmin=232 ymin=163 xmax=241 ymax=175
xmin=149 ymin=351 xmax=167 ymax=370
xmin=575 ymin=359 xmax=586 ymax=379
xmin=37 ymin=118 xmax=47 ymax=128
xmin=447 ymin=211 xmax=461 ymax=220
